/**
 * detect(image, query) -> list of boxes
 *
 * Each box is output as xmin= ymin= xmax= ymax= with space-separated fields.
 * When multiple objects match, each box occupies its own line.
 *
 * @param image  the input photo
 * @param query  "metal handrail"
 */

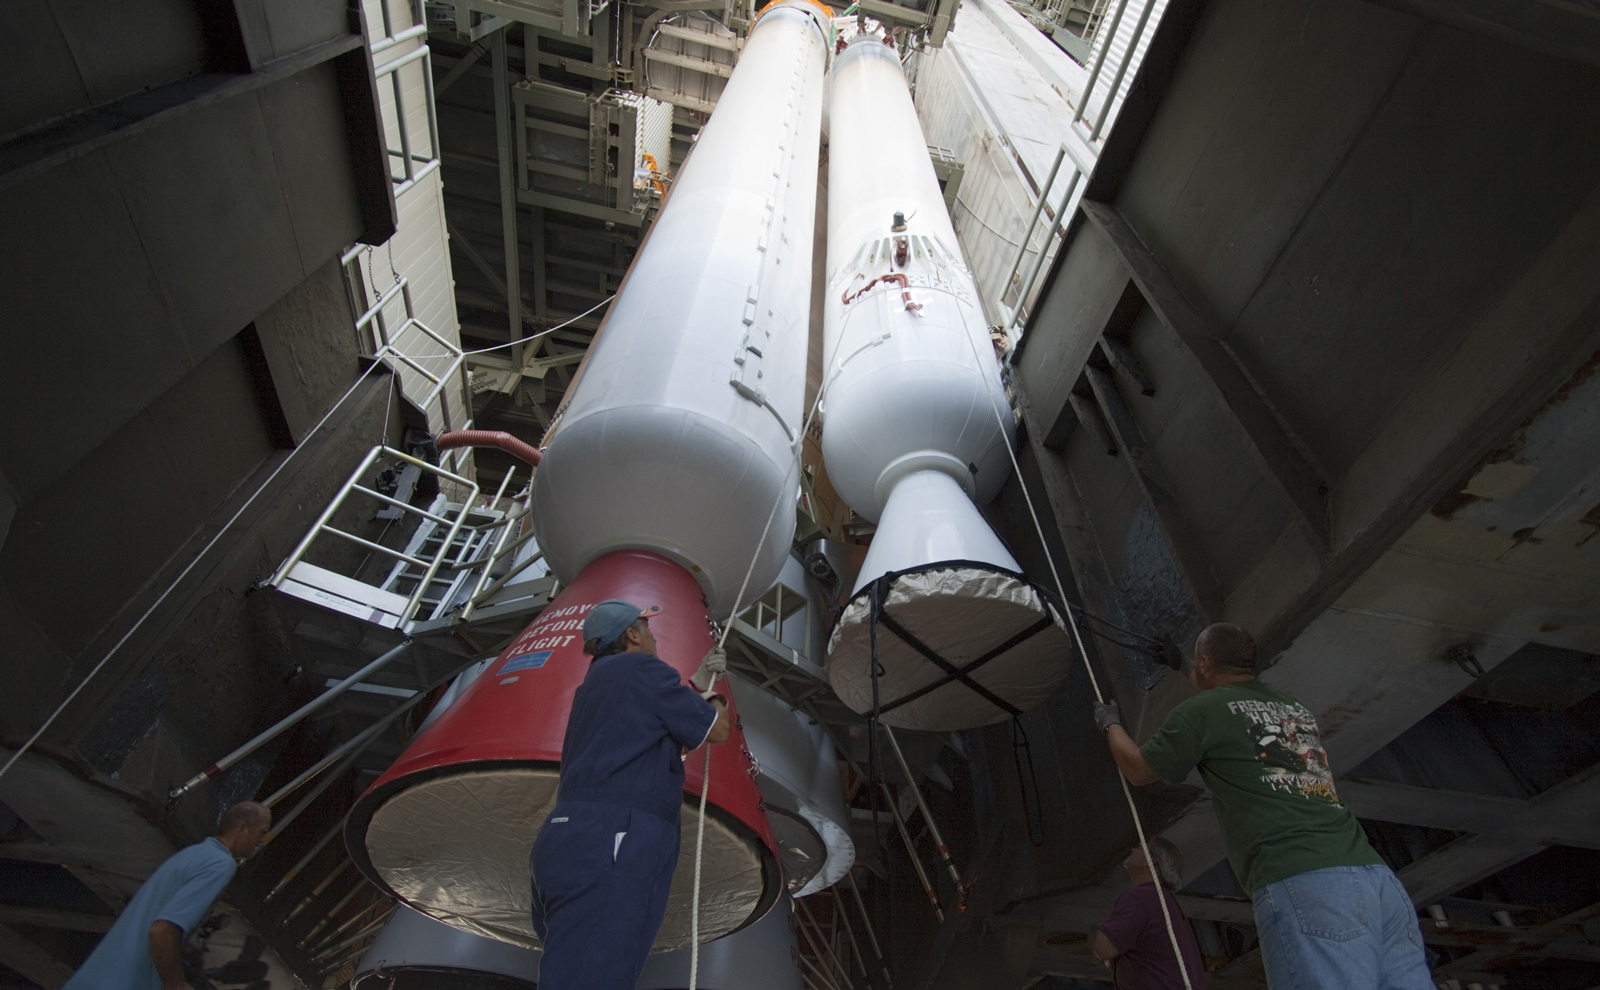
xmin=998 ymin=0 xmax=1164 ymax=333
xmin=459 ymin=470 xmax=522 ymax=617
xmin=340 ymin=0 xmax=470 ymax=458
xmin=461 ymin=544 xmax=545 ymax=619
xmin=268 ymin=445 xmax=483 ymax=626
xmin=343 ymin=263 xmax=472 ymax=439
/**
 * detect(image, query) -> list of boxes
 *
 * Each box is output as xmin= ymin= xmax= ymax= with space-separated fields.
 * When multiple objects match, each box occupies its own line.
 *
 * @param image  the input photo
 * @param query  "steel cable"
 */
xmin=0 ymin=359 xmax=389 ymax=785
xmin=958 ymin=326 xmax=1195 ymax=990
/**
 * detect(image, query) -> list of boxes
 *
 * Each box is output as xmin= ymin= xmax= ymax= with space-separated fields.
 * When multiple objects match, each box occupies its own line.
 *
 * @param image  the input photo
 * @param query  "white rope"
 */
xmin=958 ymin=329 xmax=1196 ymax=990
xmin=0 ymin=359 xmax=389 ymax=786
xmin=689 ymin=380 xmax=830 ymax=990
xmin=689 ymin=743 xmax=712 ymax=990
xmin=460 ymin=295 xmax=615 ymax=356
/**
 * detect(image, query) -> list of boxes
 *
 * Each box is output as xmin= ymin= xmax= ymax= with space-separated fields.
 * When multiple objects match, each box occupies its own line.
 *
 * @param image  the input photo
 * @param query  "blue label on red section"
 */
xmin=502 ymin=650 xmax=554 ymax=673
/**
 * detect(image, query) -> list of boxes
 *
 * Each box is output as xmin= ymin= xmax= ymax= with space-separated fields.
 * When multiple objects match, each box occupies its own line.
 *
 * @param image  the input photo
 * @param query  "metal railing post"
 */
xmin=1074 ymin=0 xmax=1133 ymax=125
xmin=831 ymin=888 xmax=873 ymax=990
xmin=167 ymin=641 xmax=412 ymax=801
xmin=883 ymin=726 xmax=966 ymax=903
xmin=999 ymin=144 xmax=1066 ymax=316
xmin=796 ymin=896 xmax=858 ymax=990
xmin=280 ymin=858 xmax=353 ymax=925
xmin=302 ymin=887 xmax=386 ymax=952
xmin=421 ymin=46 xmax=441 ymax=171
xmin=269 ymin=446 xmax=386 ymax=588
xmin=464 ymin=546 xmax=543 ymax=616
xmin=1005 ymin=169 xmax=1084 ymax=333
xmin=846 ymin=870 xmax=894 ymax=989
xmin=1087 ymin=0 xmax=1158 ymax=141
xmin=797 ymin=950 xmax=846 ymax=990
xmin=263 ymin=819 xmax=343 ymax=903
xmin=311 ymin=918 xmax=397 ymax=970
xmin=400 ymin=503 xmax=474 ymax=624
xmin=881 ymin=782 xmax=943 ymax=922
xmin=461 ymin=473 xmax=520 ymax=618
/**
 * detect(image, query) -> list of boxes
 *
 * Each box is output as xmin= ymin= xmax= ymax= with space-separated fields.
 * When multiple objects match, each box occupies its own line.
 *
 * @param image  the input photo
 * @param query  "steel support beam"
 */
xmin=1083 ymin=362 xmax=1224 ymax=620
xmin=447 ymin=219 xmax=539 ymax=326
xmin=516 ymin=188 xmax=647 ymax=227
xmin=436 ymin=42 xmax=487 ymax=96
xmin=1078 ymin=199 xmax=1330 ymax=546
xmin=492 ymin=29 xmax=525 ymax=366
xmin=1341 ymin=775 xmax=1600 ymax=849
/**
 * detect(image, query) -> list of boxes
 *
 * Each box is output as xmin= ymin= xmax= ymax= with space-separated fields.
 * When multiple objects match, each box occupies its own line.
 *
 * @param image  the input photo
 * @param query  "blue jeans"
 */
xmin=1252 ymin=865 xmax=1433 ymax=990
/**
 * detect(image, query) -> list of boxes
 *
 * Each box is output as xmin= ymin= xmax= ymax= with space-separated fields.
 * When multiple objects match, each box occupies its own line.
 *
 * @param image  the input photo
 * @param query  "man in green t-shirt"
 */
xmin=1093 ymin=623 xmax=1434 ymax=989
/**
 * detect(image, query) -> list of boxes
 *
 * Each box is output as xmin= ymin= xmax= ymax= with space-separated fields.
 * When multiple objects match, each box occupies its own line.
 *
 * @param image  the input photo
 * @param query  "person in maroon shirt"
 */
xmin=1092 ymin=837 xmax=1207 ymax=989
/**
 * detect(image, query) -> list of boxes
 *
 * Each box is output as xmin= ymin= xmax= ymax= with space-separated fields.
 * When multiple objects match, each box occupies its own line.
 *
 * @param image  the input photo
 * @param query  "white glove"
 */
xmin=689 ymin=646 xmax=727 ymax=696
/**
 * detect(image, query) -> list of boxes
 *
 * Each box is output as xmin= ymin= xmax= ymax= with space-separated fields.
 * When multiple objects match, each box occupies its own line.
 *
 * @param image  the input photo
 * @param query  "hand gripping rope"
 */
xmin=688 ymin=381 xmax=831 ymax=990
xmin=958 ymin=329 xmax=1195 ymax=990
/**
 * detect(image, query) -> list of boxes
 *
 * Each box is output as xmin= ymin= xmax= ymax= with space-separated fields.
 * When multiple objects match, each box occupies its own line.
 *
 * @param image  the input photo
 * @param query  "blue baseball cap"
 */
xmin=582 ymin=599 xmax=664 ymax=654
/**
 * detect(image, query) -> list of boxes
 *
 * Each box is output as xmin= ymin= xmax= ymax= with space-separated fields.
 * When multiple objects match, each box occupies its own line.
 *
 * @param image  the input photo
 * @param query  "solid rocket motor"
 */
xmin=819 ymin=35 xmax=1075 ymax=730
xmin=346 ymin=0 xmax=832 ymax=951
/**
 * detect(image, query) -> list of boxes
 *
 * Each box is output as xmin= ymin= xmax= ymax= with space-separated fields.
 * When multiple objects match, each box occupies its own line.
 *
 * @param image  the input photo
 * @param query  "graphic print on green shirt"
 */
xmin=1139 ymin=680 xmax=1383 ymax=894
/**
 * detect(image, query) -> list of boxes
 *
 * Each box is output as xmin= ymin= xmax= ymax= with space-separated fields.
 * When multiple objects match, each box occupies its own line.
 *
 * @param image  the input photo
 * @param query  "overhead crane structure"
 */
xmin=2 ymin=0 xmax=1600 ymax=988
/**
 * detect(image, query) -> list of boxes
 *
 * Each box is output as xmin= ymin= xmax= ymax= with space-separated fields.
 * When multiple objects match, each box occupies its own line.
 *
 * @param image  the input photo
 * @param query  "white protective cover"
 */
xmin=364 ymin=766 xmax=763 ymax=951
xmin=356 ymin=905 xmax=540 ymax=982
xmin=532 ymin=1 xmax=829 ymax=618
xmin=729 ymin=675 xmax=854 ymax=897
xmin=828 ymin=565 xmax=1073 ymax=730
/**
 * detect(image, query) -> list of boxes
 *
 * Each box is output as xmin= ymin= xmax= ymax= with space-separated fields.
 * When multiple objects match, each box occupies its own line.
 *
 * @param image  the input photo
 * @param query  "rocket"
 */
xmin=819 ymin=34 xmax=1076 ymax=731
xmin=346 ymin=0 xmax=833 ymax=950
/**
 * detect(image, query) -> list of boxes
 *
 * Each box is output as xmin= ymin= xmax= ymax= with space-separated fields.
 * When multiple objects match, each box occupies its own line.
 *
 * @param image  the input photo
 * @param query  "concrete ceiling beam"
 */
xmin=1340 ymin=774 xmax=1600 ymax=849
xmin=1083 ymin=361 xmax=1225 ymax=621
xmin=1079 ymin=199 xmax=1331 ymax=546
xmin=0 ymin=922 xmax=72 ymax=989
xmin=0 ymin=905 xmax=113 ymax=933
xmin=1398 ymin=834 xmax=1546 ymax=908
xmin=1355 ymin=0 xmax=1600 ymax=68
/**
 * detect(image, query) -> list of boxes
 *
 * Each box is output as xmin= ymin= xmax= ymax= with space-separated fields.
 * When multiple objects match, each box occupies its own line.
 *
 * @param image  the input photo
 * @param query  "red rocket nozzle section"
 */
xmin=346 ymin=550 xmax=779 ymax=950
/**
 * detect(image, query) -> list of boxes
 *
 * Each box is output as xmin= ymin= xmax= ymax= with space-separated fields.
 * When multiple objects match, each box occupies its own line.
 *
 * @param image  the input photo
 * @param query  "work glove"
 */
xmin=690 ymin=645 xmax=727 ymax=696
xmin=1092 ymin=699 xmax=1122 ymax=734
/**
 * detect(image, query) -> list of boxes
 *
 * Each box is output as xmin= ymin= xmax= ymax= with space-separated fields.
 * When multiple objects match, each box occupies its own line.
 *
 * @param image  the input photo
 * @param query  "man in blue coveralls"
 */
xmin=64 ymin=801 xmax=270 ymax=990
xmin=530 ymin=598 xmax=731 ymax=990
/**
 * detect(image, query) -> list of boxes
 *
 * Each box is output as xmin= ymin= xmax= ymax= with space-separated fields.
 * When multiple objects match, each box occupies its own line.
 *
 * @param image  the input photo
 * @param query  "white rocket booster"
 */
xmin=349 ymin=4 xmax=834 ymax=953
xmin=532 ymin=0 xmax=832 ymax=616
xmin=820 ymin=36 xmax=1075 ymax=730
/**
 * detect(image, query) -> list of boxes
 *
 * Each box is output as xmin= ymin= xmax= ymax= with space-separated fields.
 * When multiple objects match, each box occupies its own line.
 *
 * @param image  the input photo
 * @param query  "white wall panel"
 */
xmin=355 ymin=0 xmax=468 ymax=442
xmin=912 ymin=0 xmax=1165 ymax=331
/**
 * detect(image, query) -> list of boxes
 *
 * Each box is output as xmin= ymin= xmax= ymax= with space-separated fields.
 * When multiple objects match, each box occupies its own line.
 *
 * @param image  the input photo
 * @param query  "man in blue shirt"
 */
xmin=530 ymin=599 xmax=730 ymax=990
xmin=64 ymin=801 xmax=270 ymax=990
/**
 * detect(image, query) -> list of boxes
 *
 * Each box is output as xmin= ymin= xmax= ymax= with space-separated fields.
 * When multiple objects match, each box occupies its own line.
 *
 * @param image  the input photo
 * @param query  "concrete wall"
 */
xmin=0 ymin=0 xmax=396 ymax=831
xmin=948 ymin=0 xmax=1600 ymax=982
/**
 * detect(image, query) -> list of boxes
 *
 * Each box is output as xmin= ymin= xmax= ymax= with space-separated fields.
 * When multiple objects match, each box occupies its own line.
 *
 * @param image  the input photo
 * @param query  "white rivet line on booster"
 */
xmin=958 ymin=328 xmax=1196 ymax=990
